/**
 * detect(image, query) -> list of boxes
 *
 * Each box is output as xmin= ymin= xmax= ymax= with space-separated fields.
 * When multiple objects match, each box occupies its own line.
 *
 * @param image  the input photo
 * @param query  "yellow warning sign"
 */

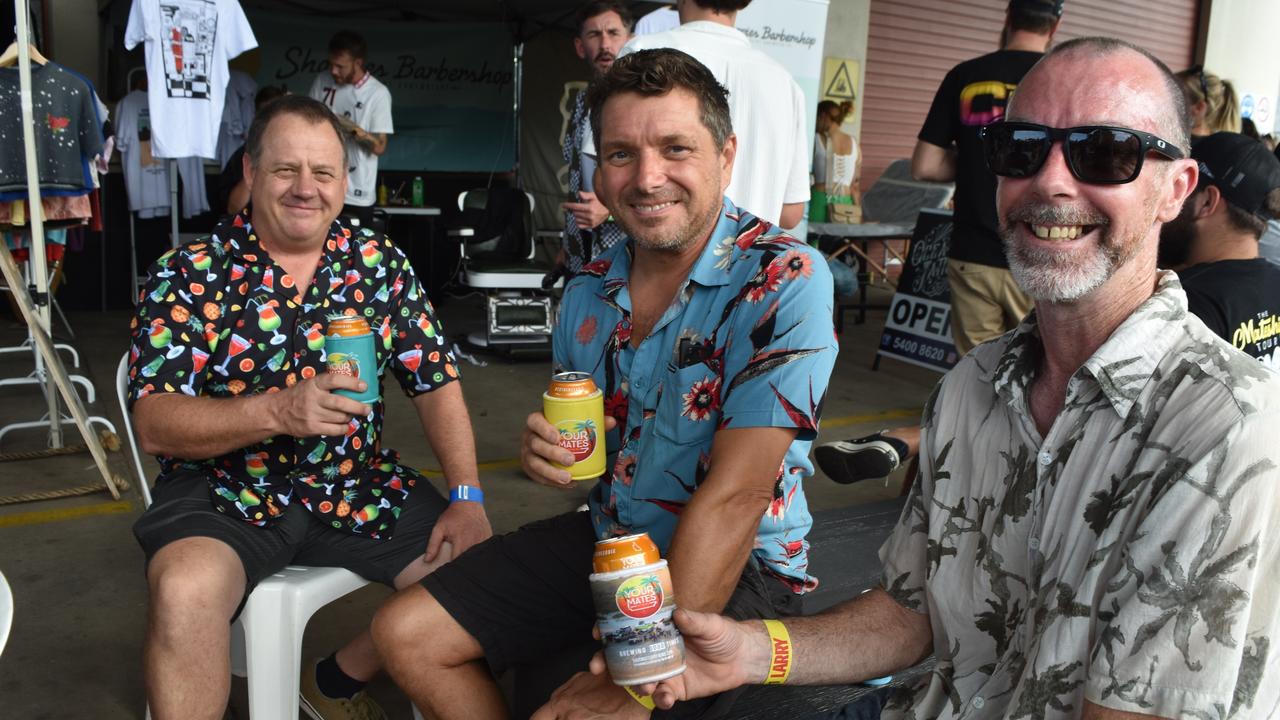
xmin=822 ymin=58 xmax=859 ymax=102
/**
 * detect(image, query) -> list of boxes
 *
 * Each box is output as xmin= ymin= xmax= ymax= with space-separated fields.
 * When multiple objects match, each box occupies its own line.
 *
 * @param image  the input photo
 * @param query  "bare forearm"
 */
xmin=412 ymin=382 xmax=480 ymax=489
xmin=667 ymin=484 xmax=772 ymax=612
xmin=135 ymin=393 xmax=279 ymax=459
xmin=737 ymin=588 xmax=931 ymax=686
xmin=910 ymin=141 xmax=957 ymax=183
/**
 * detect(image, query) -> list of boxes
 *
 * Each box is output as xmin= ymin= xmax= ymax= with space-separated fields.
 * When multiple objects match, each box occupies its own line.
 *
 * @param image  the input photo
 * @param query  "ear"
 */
xmin=719 ymin=133 xmax=737 ymax=196
xmin=1154 ymin=158 xmax=1199 ymax=222
xmin=592 ymin=165 xmax=607 ymax=206
xmin=242 ymin=151 xmax=255 ymax=191
xmin=574 ymin=37 xmax=586 ymax=61
xmin=1196 ymin=185 xmax=1224 ymax=219
xmin=1046 ymin=19 xmax=1061 ymax=41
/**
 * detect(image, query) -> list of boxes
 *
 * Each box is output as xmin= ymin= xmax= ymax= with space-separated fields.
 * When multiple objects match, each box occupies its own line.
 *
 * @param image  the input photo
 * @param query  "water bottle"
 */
xmin=412 ymin=176 xmax=424 ymax=207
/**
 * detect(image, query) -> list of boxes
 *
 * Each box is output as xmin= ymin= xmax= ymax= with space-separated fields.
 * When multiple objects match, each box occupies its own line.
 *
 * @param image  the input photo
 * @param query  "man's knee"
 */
xmin=372 ymin=584 xmax=483 ymax=669
xmin=146 ymin=537 xmax=245 ymax=627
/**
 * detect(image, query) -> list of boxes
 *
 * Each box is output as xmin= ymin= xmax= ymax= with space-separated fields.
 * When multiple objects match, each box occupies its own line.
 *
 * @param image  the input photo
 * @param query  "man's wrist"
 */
xmin=449 ymin=485 xmax=484 ymax=504
xmin=743 ymin=619 xmax=777 ymax=685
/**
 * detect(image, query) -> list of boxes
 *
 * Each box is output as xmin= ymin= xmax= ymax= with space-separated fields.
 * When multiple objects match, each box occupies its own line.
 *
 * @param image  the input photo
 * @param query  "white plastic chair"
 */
xmin=117 ymin=354 xmax=371 ymax=719
xmin=0 ymin=568 xmax=12 ymax=657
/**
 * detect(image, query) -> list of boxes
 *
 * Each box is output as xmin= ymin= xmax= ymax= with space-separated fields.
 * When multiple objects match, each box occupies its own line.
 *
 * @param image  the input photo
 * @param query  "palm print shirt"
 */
xmin=558 ymin=200 xmax=837 ymax=592
xmin=880 ymin=272 xmax=1280 ymax=718
xmin=127 ymin=209 xmax=458 ymax=539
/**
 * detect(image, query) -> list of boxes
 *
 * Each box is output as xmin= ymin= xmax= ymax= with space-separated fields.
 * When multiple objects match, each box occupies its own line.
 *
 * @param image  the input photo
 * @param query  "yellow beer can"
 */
xmin=543 ymin=371 xmax=606 ymax=480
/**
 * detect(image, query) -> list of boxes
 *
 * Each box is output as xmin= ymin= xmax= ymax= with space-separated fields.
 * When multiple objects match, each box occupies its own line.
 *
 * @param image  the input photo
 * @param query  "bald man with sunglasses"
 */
xmin=615 ymin=37 xmax=1280 ymax=720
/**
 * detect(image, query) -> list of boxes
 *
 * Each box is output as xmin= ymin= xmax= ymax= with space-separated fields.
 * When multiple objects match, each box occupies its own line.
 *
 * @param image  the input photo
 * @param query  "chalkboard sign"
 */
xmin=877 ymin=209 xmax=960 ymax=372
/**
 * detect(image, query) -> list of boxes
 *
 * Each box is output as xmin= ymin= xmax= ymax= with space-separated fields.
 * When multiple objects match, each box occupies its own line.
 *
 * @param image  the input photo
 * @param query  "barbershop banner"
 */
xmin=877 ymin=209 xmax=960 ymax=372
xmin=738 ymin=0 xmax=828 ymax=131
xmin=247 ymin=12 xmax=515 ymax=172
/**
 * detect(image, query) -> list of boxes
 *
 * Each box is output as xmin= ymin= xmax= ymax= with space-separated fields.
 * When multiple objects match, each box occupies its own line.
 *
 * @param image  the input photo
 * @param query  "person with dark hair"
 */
xmin=617 ymin=0 xmax=809 ymax=229
xmin=616 ymin=37 xmax=1280 ymax=720
xmin=128 ymin=94 xmax=490 ymax=720
xmin=372 ymin=48 xmax=837 ymax=720
xmin=218 ymin=83 xmax=288 ymax=216
xmin=1158 ymin=131 xmax=1280 ymax=368
xmin=816 ymin=0 xmax=1063 ymax=487
xmin=556 ymin=1 xmax=633 ymax=277
xmin=309 ymin=30 xmax=393 ymax=230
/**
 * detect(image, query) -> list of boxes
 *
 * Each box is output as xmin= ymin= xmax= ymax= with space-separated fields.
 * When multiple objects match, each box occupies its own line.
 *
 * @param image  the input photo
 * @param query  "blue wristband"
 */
xmin=449 ymin=485 xmax=484 ymax=504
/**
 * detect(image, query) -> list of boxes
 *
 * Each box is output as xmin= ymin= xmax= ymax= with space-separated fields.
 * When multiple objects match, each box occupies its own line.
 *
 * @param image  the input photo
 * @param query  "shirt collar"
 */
xmin=602 ymin=197 xmax=744 ymax=292
xmin=989 ymin=271 xmax=1189 ymax=418
xmin=212 ymin=207 xmax=349 ymax=266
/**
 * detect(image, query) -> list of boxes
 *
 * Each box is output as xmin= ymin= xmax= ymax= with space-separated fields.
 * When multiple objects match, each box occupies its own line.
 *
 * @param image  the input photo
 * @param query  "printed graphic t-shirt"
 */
xmin=124 ymin=0 xmax=257 ymax=159
xmin=309 ymin=72 xmax=393 ymax=207
xmin=1179 ymin=257 xmax=1280 ymax=369
xmin=918 ymin=50 xmax=1042 ymax=268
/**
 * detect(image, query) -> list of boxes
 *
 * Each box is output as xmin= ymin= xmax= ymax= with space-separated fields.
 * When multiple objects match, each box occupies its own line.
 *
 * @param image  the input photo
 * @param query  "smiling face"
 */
xmin=594 ymin=88 xmax=736 ymax=254
xmin=576 ymin=10 xmax=630 ymax=78
xmin=996 ymin=48 xmax=1196 ymax=304
xmin=244 ymin=112 xmax=347 ymax=251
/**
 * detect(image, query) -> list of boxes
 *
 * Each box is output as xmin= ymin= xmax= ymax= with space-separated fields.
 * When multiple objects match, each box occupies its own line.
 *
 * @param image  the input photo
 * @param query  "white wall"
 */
xmin=1204 ymin=0 xmax=1280 ymax=135
xmin=820 ymin=0 xmax=871 ymax=139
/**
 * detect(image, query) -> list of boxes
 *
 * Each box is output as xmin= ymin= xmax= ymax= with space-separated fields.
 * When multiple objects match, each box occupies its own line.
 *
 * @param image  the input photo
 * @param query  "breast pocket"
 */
xmin=654 ymin=364 xmax=722 ymax=446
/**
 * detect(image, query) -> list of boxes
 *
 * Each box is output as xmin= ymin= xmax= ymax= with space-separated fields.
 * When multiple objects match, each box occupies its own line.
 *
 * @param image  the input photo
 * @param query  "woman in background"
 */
xmin=811 ymin=99 xmax=860 ymax=224
xmin=1176 ymin=66 xmax=1240 ymax=145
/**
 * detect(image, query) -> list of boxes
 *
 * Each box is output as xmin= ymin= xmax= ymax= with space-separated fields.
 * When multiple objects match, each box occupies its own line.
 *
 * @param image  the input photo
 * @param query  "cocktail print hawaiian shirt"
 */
xmin=557 ymin=199 xmax=838 ymax=592
xmin=127 ymin=209 xmax=458 ymax=538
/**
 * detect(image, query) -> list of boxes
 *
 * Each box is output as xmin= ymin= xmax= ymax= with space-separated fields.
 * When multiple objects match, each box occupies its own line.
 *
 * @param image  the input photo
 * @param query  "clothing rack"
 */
xmin=0 ymin=0 xmax=122 ymax=497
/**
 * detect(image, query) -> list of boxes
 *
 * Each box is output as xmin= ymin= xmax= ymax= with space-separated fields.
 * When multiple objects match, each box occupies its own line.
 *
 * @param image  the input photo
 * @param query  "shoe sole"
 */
xmin=815 ymin=441 xmax=899 ymax=484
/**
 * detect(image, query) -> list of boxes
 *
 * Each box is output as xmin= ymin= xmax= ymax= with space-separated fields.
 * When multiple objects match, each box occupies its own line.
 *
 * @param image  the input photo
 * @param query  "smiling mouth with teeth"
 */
xmin=1030 ymin=224 xmax=1092 ymax=240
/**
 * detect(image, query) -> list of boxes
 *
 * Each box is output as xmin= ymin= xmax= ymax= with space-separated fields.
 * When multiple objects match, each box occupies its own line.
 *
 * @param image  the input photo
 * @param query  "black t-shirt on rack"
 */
xmin=0 ymin=63 xmax=103 ymax=194
xmin=1180 ymin=258 xmax=1280 ymax=367
xmin=918 ymin=50 xmax=1043 ymax=268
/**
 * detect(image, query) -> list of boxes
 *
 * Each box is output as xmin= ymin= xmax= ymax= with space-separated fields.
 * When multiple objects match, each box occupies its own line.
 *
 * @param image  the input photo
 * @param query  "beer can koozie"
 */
xmin=326 ymin=316 xmax=379 ymax=404
xmin=590 ymin=557 xmax=686 ymax=685
xmin=543 ymin=371 xmax=606 ymax=480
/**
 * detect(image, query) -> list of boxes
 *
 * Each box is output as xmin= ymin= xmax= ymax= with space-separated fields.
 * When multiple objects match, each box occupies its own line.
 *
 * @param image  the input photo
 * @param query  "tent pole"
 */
xmin=14 ymin=0 xmax=62 ymax=447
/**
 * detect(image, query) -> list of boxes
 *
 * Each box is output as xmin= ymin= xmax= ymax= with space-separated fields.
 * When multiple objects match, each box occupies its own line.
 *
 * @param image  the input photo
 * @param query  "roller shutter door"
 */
xmin=860 ymin=0 xmax=1199 ymax=187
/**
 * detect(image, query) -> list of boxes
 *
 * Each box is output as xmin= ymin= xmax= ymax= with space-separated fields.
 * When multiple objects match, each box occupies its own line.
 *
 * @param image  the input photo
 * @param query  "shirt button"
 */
xmin=973 ymin=696 xmax=985 ymax=710
xmin=1038 ymin=451 xmax=1052 ymax=466
xmin=1029 ymin=538 xmax=1040 ymax=551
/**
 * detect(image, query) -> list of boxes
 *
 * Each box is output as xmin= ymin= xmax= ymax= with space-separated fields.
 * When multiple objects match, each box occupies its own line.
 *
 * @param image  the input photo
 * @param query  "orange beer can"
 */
xmin=589 ymin=532 xmax=686 ymax=685
xmin=543 ymin=371 xmax=606 ymax=480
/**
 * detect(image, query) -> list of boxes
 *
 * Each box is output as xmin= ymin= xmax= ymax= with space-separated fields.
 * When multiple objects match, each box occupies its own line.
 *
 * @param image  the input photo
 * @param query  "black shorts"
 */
xmin=134 ymin=468 xmax=447 ymax=601
xmin=421 ymin=510 xmax=803 ymax=718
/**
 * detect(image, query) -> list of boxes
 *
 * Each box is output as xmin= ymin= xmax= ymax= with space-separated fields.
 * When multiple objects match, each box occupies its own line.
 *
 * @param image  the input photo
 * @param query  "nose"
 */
xmin=291 ymin=169 xmax=319 ymax=198
xmin=1028 ymin=141 xmax=1078 ymax=200
xmin=633 ymin=150 xmax=667 ymax=194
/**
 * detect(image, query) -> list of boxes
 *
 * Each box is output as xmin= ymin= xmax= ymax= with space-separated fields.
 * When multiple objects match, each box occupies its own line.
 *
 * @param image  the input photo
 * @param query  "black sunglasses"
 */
xmin=981 ymin=121 xmax=1185 ymax=185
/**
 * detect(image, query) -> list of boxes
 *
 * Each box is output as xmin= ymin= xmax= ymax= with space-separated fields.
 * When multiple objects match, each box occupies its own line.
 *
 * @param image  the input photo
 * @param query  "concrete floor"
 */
xmin=0 ymin=286 xmax=938 ymax=719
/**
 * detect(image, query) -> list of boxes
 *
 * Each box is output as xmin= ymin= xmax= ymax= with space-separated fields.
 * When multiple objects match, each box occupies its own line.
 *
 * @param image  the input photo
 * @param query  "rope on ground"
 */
xmin=0 ymin=475 xmax=132 ymax=506
xmin=0 ymin=431 xmax=121 ymax=463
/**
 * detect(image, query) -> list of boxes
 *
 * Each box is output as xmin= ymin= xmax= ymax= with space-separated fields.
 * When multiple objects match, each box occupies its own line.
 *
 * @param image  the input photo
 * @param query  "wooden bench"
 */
xmin=732 ymin=497 xmax=931 ymax=719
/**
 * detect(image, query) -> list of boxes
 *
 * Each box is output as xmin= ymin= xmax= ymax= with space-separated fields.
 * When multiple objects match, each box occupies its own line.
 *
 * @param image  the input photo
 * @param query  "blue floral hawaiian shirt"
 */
xmin=127 ymin=209 xmax=458 ymax=539
xmin=557 ymin=199 xmax=838 ymax=592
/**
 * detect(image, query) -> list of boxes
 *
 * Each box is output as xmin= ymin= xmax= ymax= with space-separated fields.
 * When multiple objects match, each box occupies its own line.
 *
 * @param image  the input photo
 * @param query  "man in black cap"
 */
xmin=815 ymin=0 xmax=1063 ymax=486
xmin=1159 ymin=131 xmax=1280 ymax=368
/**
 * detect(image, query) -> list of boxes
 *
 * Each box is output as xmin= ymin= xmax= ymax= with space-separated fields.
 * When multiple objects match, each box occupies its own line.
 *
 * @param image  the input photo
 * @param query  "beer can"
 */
xmin=543 ymin=371 xmax=606 ymax=480
xmin=590 ymin=534 xmax=685 ymax=685
xmin=326 ymin=315 xmax=379 ymax=404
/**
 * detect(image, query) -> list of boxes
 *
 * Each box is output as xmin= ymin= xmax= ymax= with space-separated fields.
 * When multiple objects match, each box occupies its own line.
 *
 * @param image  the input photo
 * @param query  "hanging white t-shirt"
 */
xmin=215 ymin=69 xmax=257 ymax=168
xmin=309 ymin=71 xmax=393 ymax=207
xmin=116 ymin=89 xmax=210 ymax=219
xmin=124 ymin=0 xmax=257 ymax=160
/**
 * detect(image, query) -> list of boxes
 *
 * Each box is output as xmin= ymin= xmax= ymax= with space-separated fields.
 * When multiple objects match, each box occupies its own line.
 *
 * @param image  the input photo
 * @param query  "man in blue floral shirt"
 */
xmin=128 ymin=95 xmax=490 ymax=720
xmin=373 ymin=49 xmax=836 ymax=720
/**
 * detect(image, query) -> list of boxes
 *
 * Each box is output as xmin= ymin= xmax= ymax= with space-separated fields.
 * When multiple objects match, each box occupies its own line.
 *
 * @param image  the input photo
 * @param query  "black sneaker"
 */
xmin=815 ymin=433 xmax=908 ymax=484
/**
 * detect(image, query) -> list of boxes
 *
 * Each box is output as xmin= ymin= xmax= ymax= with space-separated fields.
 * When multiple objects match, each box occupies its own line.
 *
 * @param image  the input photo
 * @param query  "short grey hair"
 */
xmin=1034 ymin=36 xmax=1191 ymax=154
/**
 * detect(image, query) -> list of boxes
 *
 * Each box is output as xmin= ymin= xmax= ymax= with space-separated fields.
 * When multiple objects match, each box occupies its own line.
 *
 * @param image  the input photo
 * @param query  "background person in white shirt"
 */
xmin=309 ymin=30 xmax=393 ymax=228
xmin=620 ymin=0 xmax=809 ymax=229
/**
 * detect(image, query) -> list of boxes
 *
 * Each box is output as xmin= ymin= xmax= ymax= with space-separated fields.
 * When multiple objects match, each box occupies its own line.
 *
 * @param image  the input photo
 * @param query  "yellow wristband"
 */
xmin=624 ymin=685 xmax=657 ymax=710
xmin=762 ymin=619 xmax=793 ymax=685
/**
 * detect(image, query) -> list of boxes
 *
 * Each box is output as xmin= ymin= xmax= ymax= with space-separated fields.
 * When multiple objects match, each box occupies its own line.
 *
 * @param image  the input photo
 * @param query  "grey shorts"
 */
xmin=134 ymin=468 xmax=447 ymax=604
